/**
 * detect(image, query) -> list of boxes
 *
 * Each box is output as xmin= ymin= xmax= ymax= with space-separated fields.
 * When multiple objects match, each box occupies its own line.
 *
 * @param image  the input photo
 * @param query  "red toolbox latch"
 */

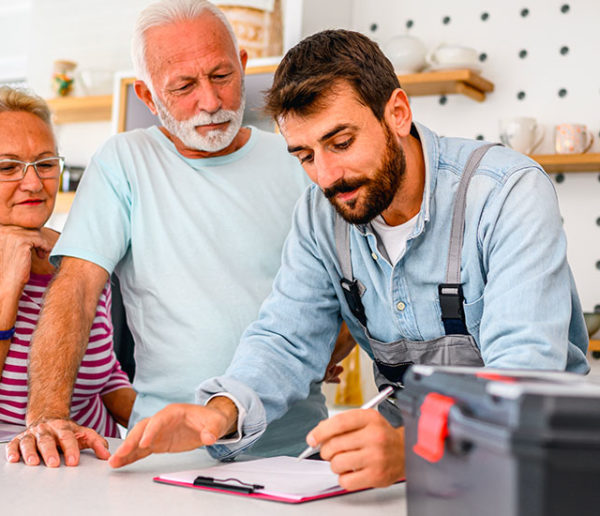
xmin=412 ymin=392 xmax=455 ymax=463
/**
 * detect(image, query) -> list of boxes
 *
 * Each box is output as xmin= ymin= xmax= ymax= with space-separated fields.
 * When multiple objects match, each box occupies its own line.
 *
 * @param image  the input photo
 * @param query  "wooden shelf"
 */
xmin=398 ymin=69 xmax=494 ymax=102
xmin=46 ymin=95 xmax=113 ymax=124
xmin=590 ymin=340 xmax=600 ymax=352
xmin=529 ymin=153 xmax=600 ymax=173
xmin=54 ymin=191 xmax=76 ymax=213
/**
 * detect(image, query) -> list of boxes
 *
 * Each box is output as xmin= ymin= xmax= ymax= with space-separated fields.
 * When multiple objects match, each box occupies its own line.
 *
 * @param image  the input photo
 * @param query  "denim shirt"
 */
xmin=197 ymin=122 xmax=589 ymax=460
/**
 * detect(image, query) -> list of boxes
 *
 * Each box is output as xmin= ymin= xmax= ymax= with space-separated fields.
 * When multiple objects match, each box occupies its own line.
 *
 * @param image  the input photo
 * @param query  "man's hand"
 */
xmin=5 ymin=419 xmax=110 ymax=467
xmin=108 ymin=397 xmax=238 ymax=468
xmin=307 ymin=409 xmax=405 ymax=491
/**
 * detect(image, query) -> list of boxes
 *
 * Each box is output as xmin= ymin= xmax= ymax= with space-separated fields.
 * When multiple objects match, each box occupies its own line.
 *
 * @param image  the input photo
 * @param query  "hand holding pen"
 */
xmin=297 ymin=385 xmax=396 ymax=460
xmin=296 ymin=384 xmax=405 ymax=491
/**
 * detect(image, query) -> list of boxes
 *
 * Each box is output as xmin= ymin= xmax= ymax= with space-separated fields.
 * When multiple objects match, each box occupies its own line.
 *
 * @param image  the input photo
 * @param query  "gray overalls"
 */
xmin=334 ymin=144 xmax=497 ymax=423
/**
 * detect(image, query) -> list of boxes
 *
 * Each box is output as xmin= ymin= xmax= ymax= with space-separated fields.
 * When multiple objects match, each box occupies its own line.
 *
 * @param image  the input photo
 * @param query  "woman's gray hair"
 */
xmin=131 ymin=0 xmax=239 ymax=90
xmin=0 ymin=86 xmax=53 ymax=127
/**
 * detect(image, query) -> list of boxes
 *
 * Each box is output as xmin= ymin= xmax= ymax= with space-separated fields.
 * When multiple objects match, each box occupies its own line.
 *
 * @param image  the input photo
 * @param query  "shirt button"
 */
xmin=396 ymin=301 xmax=406 ymax=311
xmin=371 ymin=252 xmax=378 ymax=260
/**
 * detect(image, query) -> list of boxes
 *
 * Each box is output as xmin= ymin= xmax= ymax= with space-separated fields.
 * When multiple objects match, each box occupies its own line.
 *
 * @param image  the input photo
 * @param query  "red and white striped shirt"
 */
xmin=0 ymin=273 xmax=132 ymax=437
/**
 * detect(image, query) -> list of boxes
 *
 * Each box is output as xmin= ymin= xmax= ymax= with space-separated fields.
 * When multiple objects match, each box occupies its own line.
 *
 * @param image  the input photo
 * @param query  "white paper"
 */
xmin=158 ymin=456 xmax=342 ymax=500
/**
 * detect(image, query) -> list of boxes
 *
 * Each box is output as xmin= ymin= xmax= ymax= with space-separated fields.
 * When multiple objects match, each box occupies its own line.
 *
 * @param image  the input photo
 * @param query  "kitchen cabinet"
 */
xmin=529 ymin=153 xmax=600 ymax=173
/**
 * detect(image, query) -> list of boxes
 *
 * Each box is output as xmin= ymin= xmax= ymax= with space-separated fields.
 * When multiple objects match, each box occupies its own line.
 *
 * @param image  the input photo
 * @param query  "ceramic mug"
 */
xmin=426 ymin=44 xmax=478 ymax=68
xmin=499 ymin=117 xmax=544 ymax=154
xmin=554 ymin=123 xmax=594 ymax=154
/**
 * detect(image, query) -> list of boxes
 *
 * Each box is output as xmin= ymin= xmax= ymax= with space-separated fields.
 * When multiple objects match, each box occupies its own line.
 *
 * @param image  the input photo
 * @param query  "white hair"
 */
xmin=131 ymin=0 xmax=240 ymax=88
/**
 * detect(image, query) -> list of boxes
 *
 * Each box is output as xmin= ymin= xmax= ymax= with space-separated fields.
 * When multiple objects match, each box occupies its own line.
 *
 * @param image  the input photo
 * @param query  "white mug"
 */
xmin=426 ymin=44 xmax=478 ymax=67
xmin=499 ymin=117 xmax=544 ymax=154
xmin=554 ymin=123 xmax=594 ymax=154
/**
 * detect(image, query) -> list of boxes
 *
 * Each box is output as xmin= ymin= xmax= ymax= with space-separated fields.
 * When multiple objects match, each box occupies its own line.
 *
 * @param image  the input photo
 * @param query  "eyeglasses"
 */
xmin=0 ymin=156 xmax=65 ymax=182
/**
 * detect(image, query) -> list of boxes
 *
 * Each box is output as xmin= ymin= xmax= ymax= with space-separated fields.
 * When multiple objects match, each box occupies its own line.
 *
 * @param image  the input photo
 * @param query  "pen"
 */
xmin=296 ymin=385 xmax=396 ymax=461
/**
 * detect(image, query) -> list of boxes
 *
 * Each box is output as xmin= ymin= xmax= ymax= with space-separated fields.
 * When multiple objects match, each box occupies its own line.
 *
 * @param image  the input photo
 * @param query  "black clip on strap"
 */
xmin=438 ymin=283 xmax=469 ymax=335
xmin=340 ymin=278 xmax=367 ymax=327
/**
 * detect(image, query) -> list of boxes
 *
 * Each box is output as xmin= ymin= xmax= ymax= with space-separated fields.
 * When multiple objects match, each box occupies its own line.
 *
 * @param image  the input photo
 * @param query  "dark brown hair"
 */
xmin=265 ymin=29 xmax=400 ymax=121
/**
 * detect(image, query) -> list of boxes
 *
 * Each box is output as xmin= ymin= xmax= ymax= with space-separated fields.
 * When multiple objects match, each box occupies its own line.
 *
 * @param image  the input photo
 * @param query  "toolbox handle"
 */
xmin=447 ymin=405 xmax=510 ymax=452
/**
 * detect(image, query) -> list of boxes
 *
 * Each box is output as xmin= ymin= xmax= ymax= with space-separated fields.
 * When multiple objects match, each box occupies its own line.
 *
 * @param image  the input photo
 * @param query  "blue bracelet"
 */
xmin=0 ymin=326 xmax=15 ymax=340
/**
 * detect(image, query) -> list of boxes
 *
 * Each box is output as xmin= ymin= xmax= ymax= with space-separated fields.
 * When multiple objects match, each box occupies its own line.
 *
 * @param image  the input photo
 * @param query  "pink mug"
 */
xmin=554 ymin=124 xmax=594 ymax=154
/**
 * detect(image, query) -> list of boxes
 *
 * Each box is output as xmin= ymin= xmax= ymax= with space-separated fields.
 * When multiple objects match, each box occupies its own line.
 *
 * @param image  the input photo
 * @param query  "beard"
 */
xmin=323 ymin=124 xmax=406 ymax=225
xmin=153 ymin=88 xmax=246 ymax=153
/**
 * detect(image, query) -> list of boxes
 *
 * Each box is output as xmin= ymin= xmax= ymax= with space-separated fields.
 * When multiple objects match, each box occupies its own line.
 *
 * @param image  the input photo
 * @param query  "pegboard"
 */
xmin=350 ymin=0 xmax=600 ymax=312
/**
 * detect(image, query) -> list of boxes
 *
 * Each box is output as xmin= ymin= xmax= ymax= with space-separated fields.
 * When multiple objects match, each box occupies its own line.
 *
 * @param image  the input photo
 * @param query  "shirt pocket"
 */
xmin=463 ymin=294 xmax=484 ymax=337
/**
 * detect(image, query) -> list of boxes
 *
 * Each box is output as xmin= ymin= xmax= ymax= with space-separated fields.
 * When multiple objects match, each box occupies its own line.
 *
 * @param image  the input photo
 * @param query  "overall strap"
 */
xmin=439 ymin=143 xmax=500 ymax=335
xmin=334 ymin=212 xmax=367 ymax=326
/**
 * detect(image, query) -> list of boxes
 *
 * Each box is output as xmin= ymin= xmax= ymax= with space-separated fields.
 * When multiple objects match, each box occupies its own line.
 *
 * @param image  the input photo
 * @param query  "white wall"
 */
xmin=0 ymin=1 xmax=31 ymax=82
xmin=301 ymin=0 xmax=353 ymax=37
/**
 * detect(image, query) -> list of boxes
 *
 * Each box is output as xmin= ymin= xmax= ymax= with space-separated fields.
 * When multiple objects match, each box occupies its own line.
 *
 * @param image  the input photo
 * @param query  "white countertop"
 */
xmin=1 ymin=437 xmax=406 ymax=514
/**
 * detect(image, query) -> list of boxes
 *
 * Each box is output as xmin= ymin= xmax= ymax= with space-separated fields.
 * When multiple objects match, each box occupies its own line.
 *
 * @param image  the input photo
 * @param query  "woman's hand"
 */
xmin=0 ymin=224 xmax=53 ymax=301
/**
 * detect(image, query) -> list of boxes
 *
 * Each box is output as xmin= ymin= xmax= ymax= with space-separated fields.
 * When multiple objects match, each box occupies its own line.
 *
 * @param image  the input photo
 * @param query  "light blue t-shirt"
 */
xmin=51 ymin=126 xmax=327 ymax=456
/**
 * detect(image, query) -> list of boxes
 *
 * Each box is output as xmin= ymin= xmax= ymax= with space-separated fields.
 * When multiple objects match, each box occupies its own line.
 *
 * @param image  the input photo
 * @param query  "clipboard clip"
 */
xmin=193 ymin=475 xmax=265 ymax=494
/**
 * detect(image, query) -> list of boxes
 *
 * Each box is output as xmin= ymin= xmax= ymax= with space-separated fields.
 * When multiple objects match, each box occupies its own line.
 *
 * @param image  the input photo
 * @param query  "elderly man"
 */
xmin=107 ymin=29 xmax=589 ymax=491
xmin=7 ymin=0 xmax=343 ymax=467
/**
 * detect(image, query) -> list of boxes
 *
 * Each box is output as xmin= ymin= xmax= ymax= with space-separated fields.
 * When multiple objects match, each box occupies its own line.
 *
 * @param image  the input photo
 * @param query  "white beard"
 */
xmin=154 ymin=90 xmax=246 ymax=153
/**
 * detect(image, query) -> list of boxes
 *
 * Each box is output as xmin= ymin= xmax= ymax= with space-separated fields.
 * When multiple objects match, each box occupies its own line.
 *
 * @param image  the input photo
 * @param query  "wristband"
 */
xmin=0 ymin=326 xmax=15 ymax=340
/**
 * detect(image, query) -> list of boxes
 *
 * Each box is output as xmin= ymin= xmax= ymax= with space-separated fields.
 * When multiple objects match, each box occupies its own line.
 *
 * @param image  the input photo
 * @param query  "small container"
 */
xmin=52 ymin=60 xmax=77 ymax=97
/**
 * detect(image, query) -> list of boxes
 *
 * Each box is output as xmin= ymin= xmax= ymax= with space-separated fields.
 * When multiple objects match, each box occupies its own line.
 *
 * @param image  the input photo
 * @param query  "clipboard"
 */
xmin=153 ymin=456 xmax=366 ymax=504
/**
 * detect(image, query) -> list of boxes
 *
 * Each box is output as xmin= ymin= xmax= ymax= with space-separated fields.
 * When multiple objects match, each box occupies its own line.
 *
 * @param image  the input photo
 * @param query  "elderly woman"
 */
xmin=0 ymin=87 xmax=135 ymax=463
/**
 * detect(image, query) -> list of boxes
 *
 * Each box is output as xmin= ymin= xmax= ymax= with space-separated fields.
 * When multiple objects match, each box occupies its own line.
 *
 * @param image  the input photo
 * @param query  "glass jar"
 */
xmin=52 ymin=60 xmax=77 ymax=97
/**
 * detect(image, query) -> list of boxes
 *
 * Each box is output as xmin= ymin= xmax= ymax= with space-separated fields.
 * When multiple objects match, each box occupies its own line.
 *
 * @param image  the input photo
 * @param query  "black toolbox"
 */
xmin=394 ymin=365 xmax=600 ymax=516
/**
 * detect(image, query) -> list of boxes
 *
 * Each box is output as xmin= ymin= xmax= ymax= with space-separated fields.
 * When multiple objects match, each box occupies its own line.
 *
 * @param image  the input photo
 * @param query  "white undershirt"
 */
xmin=371 ymin=213 xmax=419 ymax=264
